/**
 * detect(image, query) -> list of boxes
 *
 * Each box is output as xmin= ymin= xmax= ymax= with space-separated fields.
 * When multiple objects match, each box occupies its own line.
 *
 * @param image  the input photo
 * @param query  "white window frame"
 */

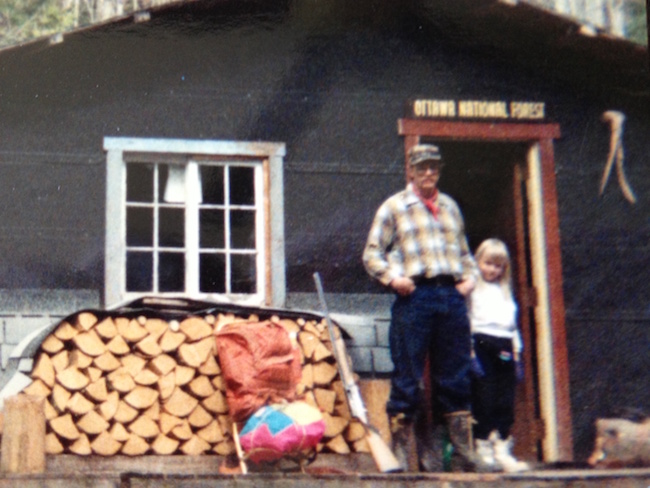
xmin=104 ymin=137 xmax=286 ymax=309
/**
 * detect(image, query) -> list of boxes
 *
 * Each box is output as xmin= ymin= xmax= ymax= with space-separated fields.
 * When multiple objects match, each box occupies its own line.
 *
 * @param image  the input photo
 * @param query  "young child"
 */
xmin=469 ymin=238 xmax=529 ymax=472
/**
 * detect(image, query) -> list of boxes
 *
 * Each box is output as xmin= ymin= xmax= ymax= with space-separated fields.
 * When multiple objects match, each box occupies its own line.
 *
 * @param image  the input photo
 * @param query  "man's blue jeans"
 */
xmin=386 ymin=281 xmax=472 ymax=420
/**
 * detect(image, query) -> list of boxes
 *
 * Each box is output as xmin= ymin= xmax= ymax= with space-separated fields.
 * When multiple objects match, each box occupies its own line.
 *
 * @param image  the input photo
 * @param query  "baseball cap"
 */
xmin=408 ymin=144 xmax=442 ymax=166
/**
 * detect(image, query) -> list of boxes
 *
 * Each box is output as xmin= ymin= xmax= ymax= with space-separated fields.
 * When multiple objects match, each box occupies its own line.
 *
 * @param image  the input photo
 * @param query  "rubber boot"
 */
xmin=414 ymin=409 xmax=445 ymax=472
xmin=444 ymin=411 xmax=491 ymax=473
xmin=389 ymin=413 xmax=417 ymax=472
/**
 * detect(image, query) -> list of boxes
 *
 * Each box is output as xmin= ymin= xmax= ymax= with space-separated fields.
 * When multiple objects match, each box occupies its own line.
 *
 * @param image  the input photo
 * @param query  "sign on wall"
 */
xmin=409 ymin=99 xmax=545 ymax=120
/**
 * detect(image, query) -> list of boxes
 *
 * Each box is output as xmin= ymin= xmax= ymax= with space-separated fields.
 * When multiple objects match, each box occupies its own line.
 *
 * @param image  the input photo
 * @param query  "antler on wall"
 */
xmin=600 ymin=110 xmax=637 ymax=204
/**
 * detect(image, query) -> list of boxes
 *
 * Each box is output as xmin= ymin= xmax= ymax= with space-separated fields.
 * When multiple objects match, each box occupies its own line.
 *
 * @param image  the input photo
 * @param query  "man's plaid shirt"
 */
xmin=363 ymin=186 xmax=478 ymax=287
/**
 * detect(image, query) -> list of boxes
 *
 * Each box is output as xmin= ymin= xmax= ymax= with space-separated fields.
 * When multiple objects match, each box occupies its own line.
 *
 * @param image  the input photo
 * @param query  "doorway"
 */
xmin=399 ymin=119 xmax=572 ymax=462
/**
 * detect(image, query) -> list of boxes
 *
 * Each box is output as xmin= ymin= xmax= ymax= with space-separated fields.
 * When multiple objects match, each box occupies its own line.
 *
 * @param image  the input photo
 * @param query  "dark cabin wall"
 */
xmin=0 ymin=0 xmax=647 ymax=460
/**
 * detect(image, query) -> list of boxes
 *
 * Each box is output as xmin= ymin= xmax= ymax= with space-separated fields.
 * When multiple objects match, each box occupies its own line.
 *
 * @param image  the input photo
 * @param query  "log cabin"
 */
xmin=0 ymin=0 xmax=647 ymax=463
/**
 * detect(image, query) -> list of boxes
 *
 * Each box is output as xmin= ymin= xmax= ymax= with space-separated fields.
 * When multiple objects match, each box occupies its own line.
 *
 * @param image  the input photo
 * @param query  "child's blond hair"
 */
xmin=474 ymin=238 xmax=513 ymax=299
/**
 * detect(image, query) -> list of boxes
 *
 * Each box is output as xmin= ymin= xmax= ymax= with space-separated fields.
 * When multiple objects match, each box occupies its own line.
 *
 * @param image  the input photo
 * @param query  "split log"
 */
xmin=134 ymin=368 xmax=159 ymax=386
xmin=67 ymin=392 xmax=95 ymax=415
xmin=113 ymin=400 xmax=139 ymax=424
xmin=312 ymin=361 xmax=338 ymax=386
xmin=326 ymin=434 xmax=351 ymax=454
xmin=180 ymin=435 xmax=211 ymax=455
xmin=72 ymin=330 xmax=106 ymax=357
xmin=128 ymin=415 xmax=159 ymax=439
xmin=69 ymin=434 xmax=92 ymax=456
xmin=93 ymin=351 xmax=121 ymax=372
xmin=77 ymin=410 xmax=110 ymax=435
xmin=151 ymin=434 xmax=180 ymax=455
xmin=91 ymin=431 xmax=122 ymax=456
xmin=50 ymin=350 xmax=69 ymax=373
xmin=56 ymin=368 xmax=89 ymax=391
xmin=160 ymin=329 xmax=186 ymax=352
xmin=87 ymin=367 xmax=102 ymax=383
xmin=158 ymin=372 xmax=176 ymax=400
xmin=106 ymin=335 xmax=130 ymax=355
xmin=314 ymin=387 xmax=337 ymax=414
xmin=117 ymin=318 xmax=148 ymax=343
xmin=178 ymin=338 xmax=213 ymax=368
xmin=110 ymin=422 xmax=130 ymax=442
xmin=98 ymin=391 xmax=120 ymax=421
xmin=50 ymin=413 xmax=81 ymax=441
xmin=122 ymin=434 xmax=150 ymax=456
xmin=136 ymin=334 xmax=163 ymax=357
xmin=107 ymin=369 xmax=136 ymax=393
xmin=163 ymin=388 xmax=198 ymax=418
xmin=45 ymin=432 xmax=64 ymax=455
xmin=120 ymin=355 xmax=147 ymax=377
xmin=22 ymin=379 xmax=51 ymax=398
xmin=144 ymin=318 xmax=169 ymax=339
xmin=159 ymin=412 xmax=183 ymax=435
xmin=53 ymin=321 xmax=78 ymax=341
xmin=180 ymin=317 xmax=213 ymax=341
xmin=174 ymin=365 xmax=195 ymax=386
xmin=144 ymin=401 xmax=160 ymax=421
xmin=188 ymin=375 xmax=215 ymax=398
xmin=187 ymin=404 xmax=212 ymax=429
xmin=69 ymin=350 xmax=93 ymax=369
xmin=76 ymin=312 xmax=97 ymax=331
xmin=201 ymin=390 xmax=228 ymax=414
xmin=170 ymin=419 xmax=193 ymax=441
xmin=197 ymin=354 xmax=221 ymax=376
xmin=124 ymin=386 xmax=159 ymax=410
xmin=51 ymin=384 xmax=71 ymax=413
xmin=196 ymin=420 xmax=225 ymax=444
xmin=322 ymin=412 xmax=349 ymax=438
xmin=41 ymin=335 xmax=64 ymax=354
xmin=85 ymin=377 xmax=108 ymax=402
xmin=31 ymin=353 xmax=55 ymax=388
xmin=94 ymin=317 xmax=118 ymax=339
xmin=149 ymin=354 xmax=177 ymax=377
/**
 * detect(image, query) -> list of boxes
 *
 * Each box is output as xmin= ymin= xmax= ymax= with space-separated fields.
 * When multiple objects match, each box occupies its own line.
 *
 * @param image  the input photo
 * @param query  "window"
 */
xmin=104 ymin=138 xmax=286 ymax=308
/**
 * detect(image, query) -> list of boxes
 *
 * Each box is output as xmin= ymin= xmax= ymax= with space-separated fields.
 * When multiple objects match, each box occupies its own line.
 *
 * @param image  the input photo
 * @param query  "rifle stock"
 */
xmin=313 ymin=272 xmax=402 ymax=473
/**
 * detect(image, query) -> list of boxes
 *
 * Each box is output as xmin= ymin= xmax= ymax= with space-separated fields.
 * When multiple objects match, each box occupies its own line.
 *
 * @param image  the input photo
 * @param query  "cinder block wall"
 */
xmin=0 ymin=290 xmax=100 ymax=369
xmin=286 ymin=292 xmax=394 ymax=376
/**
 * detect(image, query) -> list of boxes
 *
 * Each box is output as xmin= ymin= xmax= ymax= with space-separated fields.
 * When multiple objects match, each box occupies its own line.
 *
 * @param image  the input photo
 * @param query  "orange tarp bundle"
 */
xmin=216 ymin=320 xmax=302 ymax=422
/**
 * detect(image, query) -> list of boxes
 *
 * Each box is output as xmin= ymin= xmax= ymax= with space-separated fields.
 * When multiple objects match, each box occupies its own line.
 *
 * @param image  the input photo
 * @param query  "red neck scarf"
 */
xmin=414 ymin=187 xmax=439 ymax=220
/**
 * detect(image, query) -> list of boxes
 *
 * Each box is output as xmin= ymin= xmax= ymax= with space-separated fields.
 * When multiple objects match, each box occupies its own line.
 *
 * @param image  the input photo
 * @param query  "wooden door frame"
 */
xmin=398 ymin=118 xmax=573 ymax=462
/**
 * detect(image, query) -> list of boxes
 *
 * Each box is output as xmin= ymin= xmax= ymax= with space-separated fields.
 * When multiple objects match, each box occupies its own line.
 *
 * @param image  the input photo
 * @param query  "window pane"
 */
xmin=127 ymin=207 xmax=153 ymax=246
xmin=201 ymin=166 xmax=224 ymax=205
xmin=159 ymin=208 xmax=185 ymax=248
xmin=200 ymin=209 xmax=225 ymax=249
xmin=127 ymin=164 xmax=154 ymax=203
xmin=230 ymin=166 xmax=255 ymax=205
xmin=230 ymin=210 xmax=255 ymax=249
xmin=231 ymin=254 xmax=256 ymax=293
xmin=126 ymin=252 xmax=153 ymax=291
xmin=200 ymin=253 xmax=225 ymax=293
xmin=159 ymin=252 xmax=185 ymax=292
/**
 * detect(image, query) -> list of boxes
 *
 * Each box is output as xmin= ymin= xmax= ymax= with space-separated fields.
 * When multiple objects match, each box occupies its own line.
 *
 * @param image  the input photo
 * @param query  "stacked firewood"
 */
xmin=19 ymin=309 xmax=370 ymax=457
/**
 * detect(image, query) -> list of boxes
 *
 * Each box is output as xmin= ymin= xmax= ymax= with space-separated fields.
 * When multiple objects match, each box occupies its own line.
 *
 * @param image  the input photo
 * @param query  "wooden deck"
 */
xmin=0 ymin=455 xmax=649 ymax=488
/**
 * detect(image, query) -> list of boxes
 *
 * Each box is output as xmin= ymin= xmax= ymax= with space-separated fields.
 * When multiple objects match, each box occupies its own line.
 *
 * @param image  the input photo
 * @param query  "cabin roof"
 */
xmin=1 ymin=0 xmax=647 ymax=102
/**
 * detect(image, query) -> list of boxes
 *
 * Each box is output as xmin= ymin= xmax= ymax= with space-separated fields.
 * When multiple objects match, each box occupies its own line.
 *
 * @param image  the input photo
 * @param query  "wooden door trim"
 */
xmin=398 ymin=118 xmax=572 ymax=461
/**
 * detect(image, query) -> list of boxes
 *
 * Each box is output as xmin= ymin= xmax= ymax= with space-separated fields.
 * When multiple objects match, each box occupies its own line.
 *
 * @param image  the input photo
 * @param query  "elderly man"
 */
xmin=363 ymin=144 xmax=481 ymax=472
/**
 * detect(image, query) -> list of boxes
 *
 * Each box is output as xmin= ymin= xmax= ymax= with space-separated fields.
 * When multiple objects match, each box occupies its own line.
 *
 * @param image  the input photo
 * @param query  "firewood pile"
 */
xmin=16 ymin=305 xmax=370 ymax=457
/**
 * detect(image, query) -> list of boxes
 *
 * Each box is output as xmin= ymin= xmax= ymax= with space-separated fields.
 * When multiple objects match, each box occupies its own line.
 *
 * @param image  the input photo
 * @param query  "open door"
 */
xmin=399 ymin=119 xmax=572 ymax=462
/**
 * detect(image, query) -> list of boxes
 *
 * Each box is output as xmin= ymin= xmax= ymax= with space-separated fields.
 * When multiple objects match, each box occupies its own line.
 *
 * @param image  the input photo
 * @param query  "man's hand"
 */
xmin=390 ymin=276 xmax=416 ymax=296
xmin=455 ymin=277 xmax=476 ymax=297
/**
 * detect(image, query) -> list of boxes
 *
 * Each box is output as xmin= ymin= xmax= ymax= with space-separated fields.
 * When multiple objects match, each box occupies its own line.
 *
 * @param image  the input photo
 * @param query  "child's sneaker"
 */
xmin=475 ymin=437 xmax=498 ymax=468
xmin=491 ymin=432 xmax=529 ymax=473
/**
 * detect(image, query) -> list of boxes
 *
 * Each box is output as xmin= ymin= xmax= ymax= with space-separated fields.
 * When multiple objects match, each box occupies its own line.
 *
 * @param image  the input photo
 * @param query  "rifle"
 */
xmin=313 ymin=272 xmax=402 ymax=473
